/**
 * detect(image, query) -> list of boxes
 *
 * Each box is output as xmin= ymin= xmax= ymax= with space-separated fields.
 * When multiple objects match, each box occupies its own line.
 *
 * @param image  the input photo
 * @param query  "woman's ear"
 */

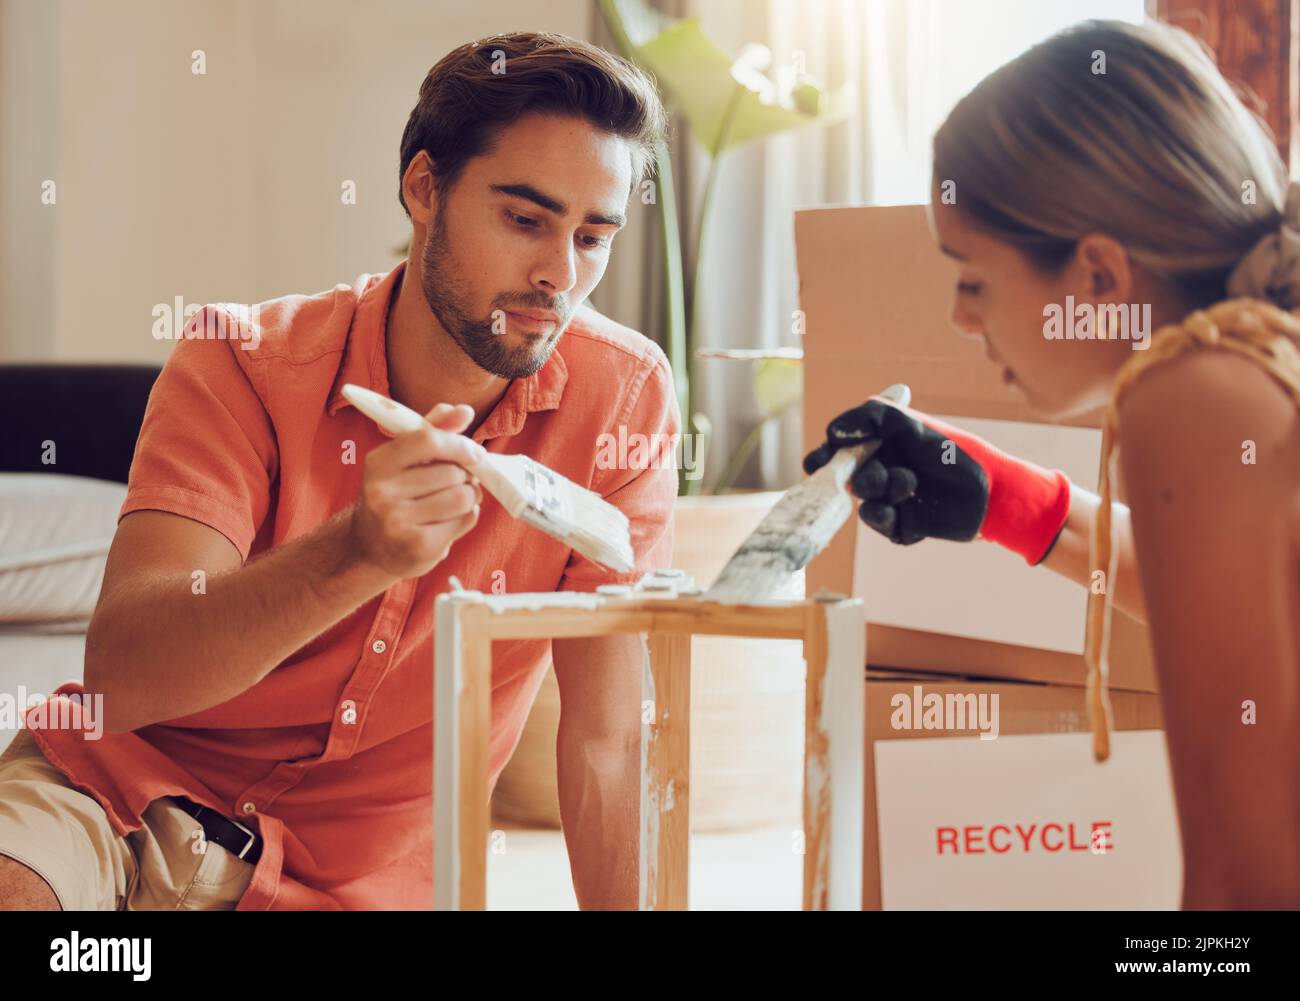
xmin=1075 ymin=233 xmax=1134 ymax=305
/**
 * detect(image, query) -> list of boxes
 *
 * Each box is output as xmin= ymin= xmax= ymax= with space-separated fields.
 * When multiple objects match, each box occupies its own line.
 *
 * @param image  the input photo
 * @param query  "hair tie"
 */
xmin=1227 ymin=178 xmax=1300 ymax=309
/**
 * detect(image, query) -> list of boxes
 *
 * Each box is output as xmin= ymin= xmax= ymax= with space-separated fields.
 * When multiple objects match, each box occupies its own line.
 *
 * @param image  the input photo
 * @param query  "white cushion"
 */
xmin=0 ymin=473 xmax=125 ymax=622
xmin=0 ymin=629 xmax=88 ymax=755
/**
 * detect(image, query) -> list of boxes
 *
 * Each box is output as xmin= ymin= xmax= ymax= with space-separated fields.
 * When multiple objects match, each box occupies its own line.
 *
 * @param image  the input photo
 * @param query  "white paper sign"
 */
xmin=875 ymin=730 xmax=1181 ymax=909
xmin=852 ymin=416 xmax=1102 ymax=654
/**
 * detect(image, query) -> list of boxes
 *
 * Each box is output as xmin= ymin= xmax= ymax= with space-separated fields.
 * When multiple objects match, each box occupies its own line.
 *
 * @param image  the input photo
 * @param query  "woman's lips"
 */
xmin=505 ymin=311 xmax=557 ymax=336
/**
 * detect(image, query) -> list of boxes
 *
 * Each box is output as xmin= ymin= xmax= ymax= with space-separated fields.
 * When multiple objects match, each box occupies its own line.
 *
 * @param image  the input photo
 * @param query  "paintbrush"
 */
xmin=704 ymin=383 xmax=912 ymax=602
xmin=340 ymin=383 xmax=635 ymax=573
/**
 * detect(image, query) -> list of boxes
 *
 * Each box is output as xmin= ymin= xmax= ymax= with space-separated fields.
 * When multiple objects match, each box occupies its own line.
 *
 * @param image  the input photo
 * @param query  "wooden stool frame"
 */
xmin=433 ymin=586 xmax=864 ymax=910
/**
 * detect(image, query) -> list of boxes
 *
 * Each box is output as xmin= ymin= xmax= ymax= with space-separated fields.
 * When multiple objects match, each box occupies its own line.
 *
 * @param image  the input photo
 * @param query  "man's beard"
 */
xmin=419 ymin=208 xmax=566 ymax=379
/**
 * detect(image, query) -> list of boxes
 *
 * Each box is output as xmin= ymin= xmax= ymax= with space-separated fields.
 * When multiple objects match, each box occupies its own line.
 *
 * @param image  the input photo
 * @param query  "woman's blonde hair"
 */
xmin=934 ymin=19 xmax=1300 ymax=762
xmin=933 ymin=18 xmax=1291 ymax=308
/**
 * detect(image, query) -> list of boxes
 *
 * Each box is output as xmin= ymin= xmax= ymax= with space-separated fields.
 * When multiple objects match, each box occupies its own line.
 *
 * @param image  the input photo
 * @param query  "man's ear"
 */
xmin=1075 ymin=233 xmax=1133 ymax=305
xmin=402 ymin=151 xmax=438 ymax=227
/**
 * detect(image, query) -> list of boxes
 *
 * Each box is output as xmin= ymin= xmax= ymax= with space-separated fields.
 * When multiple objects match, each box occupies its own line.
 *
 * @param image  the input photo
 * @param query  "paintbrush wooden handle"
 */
xmin=342 ymin=383 xmax=488 ymax=471
xmin=340 ymin=383 xmax=541 ymax=519
xmin=341 ymin=383 xmax=431 ymax=435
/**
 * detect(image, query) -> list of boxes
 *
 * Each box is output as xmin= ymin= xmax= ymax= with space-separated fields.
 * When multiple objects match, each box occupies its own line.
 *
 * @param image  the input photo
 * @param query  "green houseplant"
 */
xmin=596 ymin=0 xmax=846 ymax=494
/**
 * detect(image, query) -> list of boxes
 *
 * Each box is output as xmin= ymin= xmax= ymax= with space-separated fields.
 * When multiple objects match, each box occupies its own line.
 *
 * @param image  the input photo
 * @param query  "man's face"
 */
xmin=416 ymin=112 xmax=632 ymax=379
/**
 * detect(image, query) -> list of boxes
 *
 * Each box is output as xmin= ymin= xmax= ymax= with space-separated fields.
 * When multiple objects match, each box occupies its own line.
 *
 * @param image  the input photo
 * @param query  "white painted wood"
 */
xmin=822 ymin=597 xmax=865 ymax=910
xmin=433 ymin=591 xmax=480 ymax=910
xmin=637 ymin=633 xmax=658 ymax=910
xmin=432 ymin=583 xmax=860 ymax=911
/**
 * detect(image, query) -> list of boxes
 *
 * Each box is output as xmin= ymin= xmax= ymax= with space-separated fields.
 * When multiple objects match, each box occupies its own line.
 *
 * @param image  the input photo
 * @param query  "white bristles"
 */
xmin=473 ymin=452 xmax=634 ymax=572
xmin=340 ymin=383 xmax=635 ymax=573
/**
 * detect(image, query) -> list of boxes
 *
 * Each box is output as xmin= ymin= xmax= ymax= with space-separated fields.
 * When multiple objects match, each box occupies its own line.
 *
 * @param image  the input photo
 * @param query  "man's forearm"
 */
xmin=86 ymin=506 xmax=397 ymax=733
xmin=556 ymin=726 xmax=640 ymax=909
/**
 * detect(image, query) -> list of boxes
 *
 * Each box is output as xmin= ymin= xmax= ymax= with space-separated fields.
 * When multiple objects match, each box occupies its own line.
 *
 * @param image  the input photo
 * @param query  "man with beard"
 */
xmin=0 ymin=32 xmax=676 ymax=911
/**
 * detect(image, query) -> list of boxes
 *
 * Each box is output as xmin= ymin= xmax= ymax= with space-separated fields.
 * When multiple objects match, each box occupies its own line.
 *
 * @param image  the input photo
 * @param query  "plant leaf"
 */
xmin=753 ymin=357 xmax=803 ymax=416
xmin=636 ymin=18 xmax=850 ymax=154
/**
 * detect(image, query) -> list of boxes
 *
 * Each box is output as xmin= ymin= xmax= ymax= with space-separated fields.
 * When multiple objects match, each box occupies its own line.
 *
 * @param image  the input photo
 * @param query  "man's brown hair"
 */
xmin=398 ymin=31 xmax=668 ymax=216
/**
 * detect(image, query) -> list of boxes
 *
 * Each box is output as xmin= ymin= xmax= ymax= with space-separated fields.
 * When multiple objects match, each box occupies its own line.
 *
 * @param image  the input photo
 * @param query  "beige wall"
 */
xmin=0 ymin=0 xmax=591 ymax=363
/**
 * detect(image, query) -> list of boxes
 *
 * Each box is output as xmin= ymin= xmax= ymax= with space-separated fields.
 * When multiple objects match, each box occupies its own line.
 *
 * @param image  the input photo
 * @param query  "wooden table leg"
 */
xmin=803 ymin=598 xmax=865 ymax=910
xmin=639 ymin=632 xmax=691 ymax=910
xmin=434 ymin=598 xmax=492 ymax=910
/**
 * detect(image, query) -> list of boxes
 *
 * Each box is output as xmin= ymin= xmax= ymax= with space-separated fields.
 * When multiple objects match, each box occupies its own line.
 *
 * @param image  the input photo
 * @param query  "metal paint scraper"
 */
xmin=704 ymin=383 xmax=911 ymax=603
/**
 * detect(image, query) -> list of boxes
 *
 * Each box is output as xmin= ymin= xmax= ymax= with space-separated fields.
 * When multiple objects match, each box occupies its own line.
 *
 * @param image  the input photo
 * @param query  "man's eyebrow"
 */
xmin=938 ymin=243 xmax=967 ymax=261
xmin=491 ymin=183 xmax=625 ymax=229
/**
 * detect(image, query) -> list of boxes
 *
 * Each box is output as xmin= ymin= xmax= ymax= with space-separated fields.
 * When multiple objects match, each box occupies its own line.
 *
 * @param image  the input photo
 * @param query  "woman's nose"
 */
xmin=950 ymin=301 xmax=984 ymax=341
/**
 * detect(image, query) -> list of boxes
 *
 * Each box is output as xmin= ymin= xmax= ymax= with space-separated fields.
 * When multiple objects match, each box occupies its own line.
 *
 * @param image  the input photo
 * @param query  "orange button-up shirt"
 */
xmin=25 ymin=261 xmax=678 ymax=909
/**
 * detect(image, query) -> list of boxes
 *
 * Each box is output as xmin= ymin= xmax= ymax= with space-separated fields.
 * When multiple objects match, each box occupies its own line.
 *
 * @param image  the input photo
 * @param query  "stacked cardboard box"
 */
xmin=794 ymin=204 xmax=1180 ymax=909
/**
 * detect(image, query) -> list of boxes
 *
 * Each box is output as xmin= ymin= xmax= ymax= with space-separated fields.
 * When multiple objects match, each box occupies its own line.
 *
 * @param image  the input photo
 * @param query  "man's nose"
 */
xmin=530 ymin=237 xmax=578 ymax=295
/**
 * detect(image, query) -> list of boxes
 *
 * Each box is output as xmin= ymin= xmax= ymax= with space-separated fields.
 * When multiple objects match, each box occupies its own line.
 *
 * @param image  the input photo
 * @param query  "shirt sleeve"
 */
xmin=118 ymin=306 xmax=278 ymax=561
xmin=559 ymin=350 xmax=680 ymax=592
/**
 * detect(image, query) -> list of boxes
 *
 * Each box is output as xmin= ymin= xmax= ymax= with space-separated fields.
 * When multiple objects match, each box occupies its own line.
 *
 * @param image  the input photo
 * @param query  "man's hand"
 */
xmin=87 ymin=404 xmax=487 ymax=733
xmin=347 ymin=403 xmax=487 ymax=580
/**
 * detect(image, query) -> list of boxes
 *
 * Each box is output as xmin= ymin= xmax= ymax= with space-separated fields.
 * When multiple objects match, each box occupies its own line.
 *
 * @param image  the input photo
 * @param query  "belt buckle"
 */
xmin=227 ymin=815 xmax=258 ymax=861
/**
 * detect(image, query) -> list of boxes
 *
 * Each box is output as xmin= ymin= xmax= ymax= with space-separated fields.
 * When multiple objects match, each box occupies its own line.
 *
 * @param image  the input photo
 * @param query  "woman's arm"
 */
xmin=1116 ymin=348 xmax=1300 ymax=909
xmin=1039 ymin=482 xmax=1147 ymax=623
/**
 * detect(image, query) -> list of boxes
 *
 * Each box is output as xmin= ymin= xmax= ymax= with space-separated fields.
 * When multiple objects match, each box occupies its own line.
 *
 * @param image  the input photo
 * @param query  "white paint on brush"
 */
xmin=706 ymin=449 xmax=864 ymax=602
xmin=340 ymin=382 xmax=634 ymax=572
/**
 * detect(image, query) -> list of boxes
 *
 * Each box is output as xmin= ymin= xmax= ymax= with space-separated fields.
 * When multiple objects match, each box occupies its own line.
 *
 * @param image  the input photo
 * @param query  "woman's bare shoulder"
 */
xmin=1115 ymin=345 xmax=1300 ymax=543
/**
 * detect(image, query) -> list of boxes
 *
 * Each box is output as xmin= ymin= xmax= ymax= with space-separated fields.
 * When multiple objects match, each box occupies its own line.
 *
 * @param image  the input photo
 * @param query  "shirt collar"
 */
xmin=326 ymin=263 xmax=401 ymax=420
xmin=326 ymin=260 xmax=569 ymax=440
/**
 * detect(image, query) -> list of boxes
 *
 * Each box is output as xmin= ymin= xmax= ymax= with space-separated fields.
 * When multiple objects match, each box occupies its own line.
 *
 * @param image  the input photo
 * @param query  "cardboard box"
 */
xmin=795 ymin=204 xmax=1156 ymax=692
xmin=862 ymin=670 xmax=1177 ymax=909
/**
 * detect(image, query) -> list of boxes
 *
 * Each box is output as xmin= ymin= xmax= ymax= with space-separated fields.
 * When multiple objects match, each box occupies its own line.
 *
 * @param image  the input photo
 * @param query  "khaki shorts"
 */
xmin=0 ymin=728 xmax=255 ymax=910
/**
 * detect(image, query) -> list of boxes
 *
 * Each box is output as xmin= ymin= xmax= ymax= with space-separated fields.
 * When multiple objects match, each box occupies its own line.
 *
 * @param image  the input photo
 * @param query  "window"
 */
xmin=865 ymin=0 xmax=1148 ymax=204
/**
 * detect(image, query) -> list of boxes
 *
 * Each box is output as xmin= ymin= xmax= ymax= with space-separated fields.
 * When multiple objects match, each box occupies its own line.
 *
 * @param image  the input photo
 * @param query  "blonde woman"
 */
xmin=805 ymin=19 xmax=1300 ymax=909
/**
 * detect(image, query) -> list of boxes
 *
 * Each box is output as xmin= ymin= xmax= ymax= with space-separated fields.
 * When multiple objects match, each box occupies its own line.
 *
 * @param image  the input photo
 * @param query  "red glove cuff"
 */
xmin=978 ymin=453 xmax=1072 ymax=564
xmin=895 ymin=405 xmax=1072 ymax=565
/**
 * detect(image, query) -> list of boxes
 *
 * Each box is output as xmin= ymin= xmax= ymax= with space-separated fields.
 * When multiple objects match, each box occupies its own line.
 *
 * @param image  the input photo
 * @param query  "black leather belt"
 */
xmin=170 ymin=796 xmax=262 ymax=866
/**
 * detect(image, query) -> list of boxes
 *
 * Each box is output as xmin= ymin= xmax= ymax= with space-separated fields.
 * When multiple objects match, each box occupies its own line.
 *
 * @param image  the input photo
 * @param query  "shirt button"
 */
xmin=371 ymin=639 xmax=387 ymax=654
xmin=241 ymin=802 xmax=256 ymax=815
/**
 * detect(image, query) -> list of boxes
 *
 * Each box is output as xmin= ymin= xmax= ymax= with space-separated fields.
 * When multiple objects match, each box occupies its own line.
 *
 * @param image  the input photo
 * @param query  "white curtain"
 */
xmin=591 ymin=0 xmax=1146 ymax=489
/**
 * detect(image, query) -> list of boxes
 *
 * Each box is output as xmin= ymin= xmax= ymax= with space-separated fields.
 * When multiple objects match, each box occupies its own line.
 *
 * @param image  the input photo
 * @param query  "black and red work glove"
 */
xmin=802 ymin=396 xmax=1071 ymax=565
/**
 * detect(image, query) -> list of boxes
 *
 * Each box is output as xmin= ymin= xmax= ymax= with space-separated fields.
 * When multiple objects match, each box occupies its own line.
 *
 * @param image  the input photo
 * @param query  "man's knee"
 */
xmin=0 ymin=854 xmax=61 ymax=910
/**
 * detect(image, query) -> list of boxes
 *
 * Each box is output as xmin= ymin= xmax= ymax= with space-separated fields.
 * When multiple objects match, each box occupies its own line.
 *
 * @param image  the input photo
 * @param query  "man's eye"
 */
xmin=509 ymin=212 xmax=538 ymax=228
xmin=957 ymin=280 xmax=982 ymax=296
xmin=580 ymin=234 xmax=612 ymax=249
